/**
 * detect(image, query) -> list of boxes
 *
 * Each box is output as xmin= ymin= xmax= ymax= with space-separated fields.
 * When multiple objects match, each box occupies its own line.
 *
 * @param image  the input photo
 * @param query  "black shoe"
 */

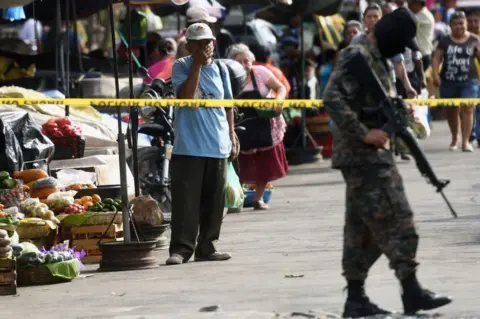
xmin=342 ymin=280 xmax=392 ymax=318
xmin=342 ymin=297 xmax=392 ymax=318
xmin=401 ymin=272 xmax=453 ymax=315
xmin=402 ymin=289 xmax=453 ymax=315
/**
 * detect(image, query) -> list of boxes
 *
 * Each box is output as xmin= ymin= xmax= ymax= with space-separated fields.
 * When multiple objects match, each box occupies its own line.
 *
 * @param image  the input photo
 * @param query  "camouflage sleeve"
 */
xmin=323 ymin=47 xmax=370 ymax=141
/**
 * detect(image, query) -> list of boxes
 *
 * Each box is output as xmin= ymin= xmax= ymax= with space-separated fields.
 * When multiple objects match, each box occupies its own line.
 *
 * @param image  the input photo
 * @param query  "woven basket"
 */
xmin=17 ymin=266 xmax=70 ymax=286
xmin=60 ymin=212 xmax=122 ymax=227
xmin=16 ymin=223 xmax=53 ymax=239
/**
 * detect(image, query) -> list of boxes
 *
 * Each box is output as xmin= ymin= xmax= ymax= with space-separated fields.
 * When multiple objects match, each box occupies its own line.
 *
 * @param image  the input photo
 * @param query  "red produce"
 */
xmin=51 ymin=129 xmax=64 ymax=137
xmin=56 ymin=117 xmax=72 ymax=129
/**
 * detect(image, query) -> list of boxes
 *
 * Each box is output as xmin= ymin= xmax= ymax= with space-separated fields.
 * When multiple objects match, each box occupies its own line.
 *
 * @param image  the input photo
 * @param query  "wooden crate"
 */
xmin=71 ymin=223 xmax=123 ymax=240
xmin=71 ymin=224 xmax=123 ymax=264
xmin=0 ymin=259 xmax=17 ymax=296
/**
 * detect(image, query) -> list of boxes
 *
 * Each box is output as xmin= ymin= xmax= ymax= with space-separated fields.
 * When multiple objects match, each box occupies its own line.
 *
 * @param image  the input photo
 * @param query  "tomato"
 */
xmin=51 ymin=129 xmax=64 ymax=137
xmin=43 ymin=122 xmax=58 ymax=131
xmin=56 ymin=117 xmax=71 ymax=129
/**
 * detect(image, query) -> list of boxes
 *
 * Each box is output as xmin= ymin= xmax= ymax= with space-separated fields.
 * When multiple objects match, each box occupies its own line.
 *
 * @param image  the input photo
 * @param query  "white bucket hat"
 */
xmin=185 ymin=23 xmax=216 ymax=41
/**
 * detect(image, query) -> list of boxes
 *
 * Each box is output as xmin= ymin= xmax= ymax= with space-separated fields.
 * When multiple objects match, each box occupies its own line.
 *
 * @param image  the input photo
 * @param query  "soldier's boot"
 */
xmin=342 ymin=280 xmax=392 ymax=318
xmin=401 ymin=272 xmax=453 ymax=315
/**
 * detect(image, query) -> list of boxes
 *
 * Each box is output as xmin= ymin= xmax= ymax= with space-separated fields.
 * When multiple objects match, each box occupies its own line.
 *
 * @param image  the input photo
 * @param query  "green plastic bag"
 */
xmin=224 ymin=162 xmax=244 ymax=209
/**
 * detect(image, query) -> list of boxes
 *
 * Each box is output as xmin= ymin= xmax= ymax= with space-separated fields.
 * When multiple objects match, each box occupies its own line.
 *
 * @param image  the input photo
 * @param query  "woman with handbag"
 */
xmin=227 ymin=43 xmax=288 ymax=210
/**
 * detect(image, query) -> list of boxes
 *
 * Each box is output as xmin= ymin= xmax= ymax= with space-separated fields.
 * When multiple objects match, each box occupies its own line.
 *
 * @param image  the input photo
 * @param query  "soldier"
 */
xmin=323 ymin=8 xmax=453 ymax=318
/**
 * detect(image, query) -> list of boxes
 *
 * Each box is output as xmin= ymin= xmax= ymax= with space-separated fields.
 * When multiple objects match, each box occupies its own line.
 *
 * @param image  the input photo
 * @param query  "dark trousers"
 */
xmin=340 ymin=165 xmax=419 ymax=281
xmin=422 ymin=55 xmax=431 ymax=71
xmin=169 ymin=155 xmax=227 ymax=260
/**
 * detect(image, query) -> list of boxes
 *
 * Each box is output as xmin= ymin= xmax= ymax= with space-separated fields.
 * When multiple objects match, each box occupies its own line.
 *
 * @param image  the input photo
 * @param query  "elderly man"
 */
xmin=166 ymin=23 xmax=235 ymax=265
xmin=176 ymin=7 xmax=218 ymax=59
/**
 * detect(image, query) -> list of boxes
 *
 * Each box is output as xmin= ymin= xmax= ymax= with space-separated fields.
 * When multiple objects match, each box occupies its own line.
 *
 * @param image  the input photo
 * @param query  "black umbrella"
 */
xmin=255 ymin=0 xmax=344 ymax=24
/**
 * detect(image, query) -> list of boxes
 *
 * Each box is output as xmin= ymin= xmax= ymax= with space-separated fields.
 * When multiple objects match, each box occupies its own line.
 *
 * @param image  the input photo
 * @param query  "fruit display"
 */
xmin=12 ymin=169 xmax=48 ymax=184
xmin=0 ymin=171 xmax=17 ymax=190
xmin=20 ymin=198 xmax=60 ymax=224
xmin=62 ymin=204 xmax=86 ymax=215
xmin=86 ymin=197 xmax=122 ymax=213
xmin=65 ymin=183 xmax=96 ymax=191
xmin=46 ymin=191 xmax=75 ymax=213
xmin=41 ymin=117 xmax=82 ymax=137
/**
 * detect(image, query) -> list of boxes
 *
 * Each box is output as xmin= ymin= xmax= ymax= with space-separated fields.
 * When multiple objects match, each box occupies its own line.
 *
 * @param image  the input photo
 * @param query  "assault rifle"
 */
xmin=346 ymin=52 xmax=458 ymax=218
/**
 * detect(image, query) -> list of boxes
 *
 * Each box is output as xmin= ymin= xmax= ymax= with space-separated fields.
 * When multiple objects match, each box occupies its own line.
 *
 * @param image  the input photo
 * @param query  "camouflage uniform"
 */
xmin=323 ymin=34 xmax=419 ymax=281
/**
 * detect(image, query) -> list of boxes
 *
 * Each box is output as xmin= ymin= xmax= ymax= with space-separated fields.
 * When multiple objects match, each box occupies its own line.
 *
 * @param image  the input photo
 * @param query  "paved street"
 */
xmin=5 ymin=122 xmax=480 ymax=319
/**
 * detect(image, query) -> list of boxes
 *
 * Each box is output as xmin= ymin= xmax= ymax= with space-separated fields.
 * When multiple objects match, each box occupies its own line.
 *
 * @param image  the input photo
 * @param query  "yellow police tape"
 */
xmin=0 ymin=98 xmax=479 ymax=108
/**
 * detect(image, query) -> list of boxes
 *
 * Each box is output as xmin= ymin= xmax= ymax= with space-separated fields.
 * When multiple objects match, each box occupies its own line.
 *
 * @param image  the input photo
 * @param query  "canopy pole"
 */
xmin=126 ymin=1 xmax=140 ymax=198
xmin=111 ymin=0 xmax=131 ymax=243
xmin=71 ymin=0 xmax=84 ymax=73
xmin=109 ymin=2 xmax=120 ymax=99
xmin=65 ymin=0 xmax=71 ymax=116
xmin=55 ymin=0 xmax=66 ymax=95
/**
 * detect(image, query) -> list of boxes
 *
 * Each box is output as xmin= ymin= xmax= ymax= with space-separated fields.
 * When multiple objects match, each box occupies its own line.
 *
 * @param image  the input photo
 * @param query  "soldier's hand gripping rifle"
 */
xmin=346 ymin=52 xmax=458 ymax=218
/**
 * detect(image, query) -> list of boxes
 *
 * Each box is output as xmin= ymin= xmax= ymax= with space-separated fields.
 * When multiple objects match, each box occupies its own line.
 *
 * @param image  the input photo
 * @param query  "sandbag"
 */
xmin=130 ymin=195 xmax=164 ymax=226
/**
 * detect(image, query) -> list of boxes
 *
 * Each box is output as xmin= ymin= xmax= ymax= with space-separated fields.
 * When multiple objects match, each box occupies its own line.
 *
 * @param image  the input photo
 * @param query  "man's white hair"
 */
xmin=226 ymin=43 xmax=256 ymax=61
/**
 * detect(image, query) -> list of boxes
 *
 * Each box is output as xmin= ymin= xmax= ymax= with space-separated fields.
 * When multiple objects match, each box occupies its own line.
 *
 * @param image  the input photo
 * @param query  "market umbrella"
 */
xmin=255 ymin=0 xmax=344 ymax=24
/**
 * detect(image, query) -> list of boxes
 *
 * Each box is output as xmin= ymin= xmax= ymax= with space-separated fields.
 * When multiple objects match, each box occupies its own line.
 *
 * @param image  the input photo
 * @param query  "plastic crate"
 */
xmin=49 ymin=136 xmax=86 ymax=160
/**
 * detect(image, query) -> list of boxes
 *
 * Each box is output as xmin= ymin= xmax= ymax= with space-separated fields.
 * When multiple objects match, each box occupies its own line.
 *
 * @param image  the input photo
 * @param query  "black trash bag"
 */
xmin=0 ymin=119 xmax=23 ymax=172
xmin=0 ymin=111 xmax=54 ymax=170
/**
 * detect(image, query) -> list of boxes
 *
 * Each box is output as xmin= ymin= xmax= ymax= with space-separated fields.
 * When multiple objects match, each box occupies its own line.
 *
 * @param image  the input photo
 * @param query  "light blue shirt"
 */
xmin=171 ymin=57 xmax=232 ymax=159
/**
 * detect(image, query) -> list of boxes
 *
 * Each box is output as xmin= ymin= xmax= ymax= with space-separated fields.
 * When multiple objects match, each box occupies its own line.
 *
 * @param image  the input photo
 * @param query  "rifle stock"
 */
xmin=345 ymin=52 xmax=458 ymax=218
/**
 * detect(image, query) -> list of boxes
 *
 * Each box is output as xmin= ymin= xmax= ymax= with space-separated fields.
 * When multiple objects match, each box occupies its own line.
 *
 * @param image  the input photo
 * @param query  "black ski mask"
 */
xmin=374 ymin=8 xmax=419 ymax=58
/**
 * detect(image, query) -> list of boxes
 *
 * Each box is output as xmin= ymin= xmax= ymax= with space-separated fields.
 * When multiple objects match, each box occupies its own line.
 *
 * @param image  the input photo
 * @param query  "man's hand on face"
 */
xmin=192 ymin=41 xmax=214 ymax=66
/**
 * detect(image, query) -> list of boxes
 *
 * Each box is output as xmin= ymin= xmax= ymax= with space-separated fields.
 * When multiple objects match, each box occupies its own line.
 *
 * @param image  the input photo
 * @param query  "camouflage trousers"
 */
xmin=340 ymin=165 xmax=419 ymax=281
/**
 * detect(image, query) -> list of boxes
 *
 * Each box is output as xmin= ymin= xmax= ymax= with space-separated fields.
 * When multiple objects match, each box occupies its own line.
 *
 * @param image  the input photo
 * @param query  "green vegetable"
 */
xmin=0 ymin=171 xmax=10 ymax=181
xmin=0 ymin=178 xmax=16 ymax=189
xmin=103 ymin=198 xmax=114 ymax=205
xmin=103 ymin=208 xmax=110 ymax=212
xmin=110 ymin=206 xmax=117 ymax=213
xmin=114 ymin=200 xmax=122 ymax=206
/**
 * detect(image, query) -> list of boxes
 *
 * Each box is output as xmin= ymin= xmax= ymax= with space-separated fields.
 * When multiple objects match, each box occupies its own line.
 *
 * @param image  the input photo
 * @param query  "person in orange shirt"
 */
xmin=250 ymin=44 xmax=291 ymax=96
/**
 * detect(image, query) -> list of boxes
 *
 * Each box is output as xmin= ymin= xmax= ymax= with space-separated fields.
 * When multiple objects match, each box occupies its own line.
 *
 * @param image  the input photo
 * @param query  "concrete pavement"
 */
xmin=4 ymin=122 xmax=480 ymax=319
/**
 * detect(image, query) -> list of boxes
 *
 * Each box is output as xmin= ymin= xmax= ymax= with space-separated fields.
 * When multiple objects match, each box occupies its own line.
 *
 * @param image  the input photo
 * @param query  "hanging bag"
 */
xmin=236 ymin=70 xmax=278 ymax=150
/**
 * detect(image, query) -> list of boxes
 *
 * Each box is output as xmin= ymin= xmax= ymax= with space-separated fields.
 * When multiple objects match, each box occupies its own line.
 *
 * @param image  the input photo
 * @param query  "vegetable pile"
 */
xmin=13 ymin=242 xmax=85 ymax=268
xmin=20 ymin=198 xmax=60 ymax=224
xmin=42 ymin=117 xmax=82 ymax=137
xmin=0 ymin=171 xmax=17 ymax=190
xmin=63 ymin=203 xmax=86 ymax=215
xmin=86 ymin=197 xmax=122 ymax=213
